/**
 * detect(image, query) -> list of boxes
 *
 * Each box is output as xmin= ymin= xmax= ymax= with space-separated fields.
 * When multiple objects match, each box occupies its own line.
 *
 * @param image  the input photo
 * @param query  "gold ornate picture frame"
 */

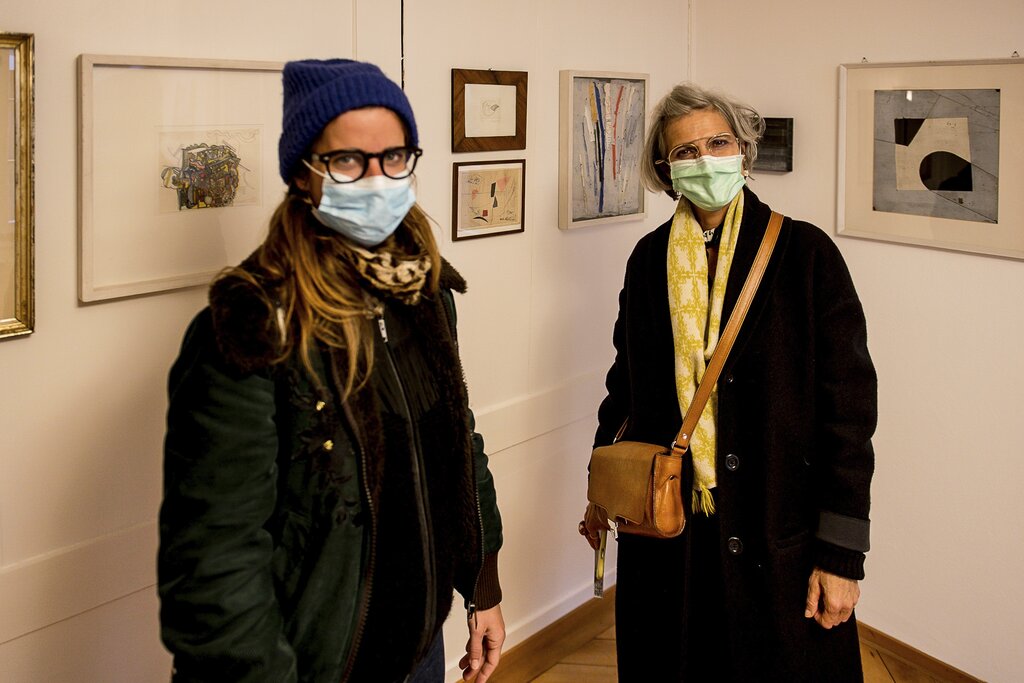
xmin=0 ymin=32 xmax=34 ymax=340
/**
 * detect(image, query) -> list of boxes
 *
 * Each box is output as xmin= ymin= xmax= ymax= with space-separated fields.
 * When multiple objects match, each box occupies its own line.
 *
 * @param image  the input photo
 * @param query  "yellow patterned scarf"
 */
xmin=666 ymin=193 xmax=743 ymax=515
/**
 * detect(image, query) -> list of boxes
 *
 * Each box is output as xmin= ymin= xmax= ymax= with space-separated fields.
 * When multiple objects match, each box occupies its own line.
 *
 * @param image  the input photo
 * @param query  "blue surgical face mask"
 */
xmin=669 ymin=154 xmax=747 ymax=211
xmin=306 ymin=164 xmax=416 ymax=248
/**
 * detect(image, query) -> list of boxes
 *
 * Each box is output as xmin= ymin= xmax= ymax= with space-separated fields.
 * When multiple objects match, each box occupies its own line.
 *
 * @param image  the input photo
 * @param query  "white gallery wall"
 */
xmin=689 ymin=1 xmax=1024 ymax=680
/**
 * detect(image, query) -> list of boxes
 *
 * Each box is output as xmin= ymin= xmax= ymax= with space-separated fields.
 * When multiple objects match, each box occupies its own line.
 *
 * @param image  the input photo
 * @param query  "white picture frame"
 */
xmin=837 ymin=58 xmax=1024 ymax=259
xmin=558 ymin=69 xmax=648 ymax=230
xmin=78 ymin=54 xmax=284 ymax=302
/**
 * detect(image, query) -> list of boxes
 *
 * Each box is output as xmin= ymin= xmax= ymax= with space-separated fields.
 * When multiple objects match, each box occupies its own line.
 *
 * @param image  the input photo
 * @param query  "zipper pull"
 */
xmin=377 ymin=316 xmax=389 ymax=343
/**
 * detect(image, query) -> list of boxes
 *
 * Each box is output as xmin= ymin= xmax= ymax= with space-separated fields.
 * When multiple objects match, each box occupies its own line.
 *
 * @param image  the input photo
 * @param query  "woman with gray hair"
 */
xmin=580 ymin=83 xmax=877 ymax=681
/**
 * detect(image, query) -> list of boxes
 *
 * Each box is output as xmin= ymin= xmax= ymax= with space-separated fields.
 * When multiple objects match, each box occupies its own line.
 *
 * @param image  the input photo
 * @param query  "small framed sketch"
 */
xmin=838 ymin=58 xmax=1024 ymax=259
xmin=78 ymin=54 xmax=284 ymax=302
xmin=452 ymin=159 xmax=525 ymax=241
xmin=753 ymin=117 xmax=793 ymax=173
xmin=451 ymin=69 xmax=528 ymax=153
xmin=558 ymin=70 xmax=648 ymax=229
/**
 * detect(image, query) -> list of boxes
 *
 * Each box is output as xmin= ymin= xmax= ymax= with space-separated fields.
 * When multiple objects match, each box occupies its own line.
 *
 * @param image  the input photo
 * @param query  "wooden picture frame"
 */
xmin=451 ymin=159 xmax=525 ymax=241
xmin=451 ymin=69 xmax=528 ymax=153
xmin=77 ymin=54 xmax=284 ymax=302
xmin=558 ymin=70 xmax=648 ymax=230
xmin=837 ymin=58 xmax=1024 ymax=259
xmin=0 ymin=33 xmax=34 ymax=340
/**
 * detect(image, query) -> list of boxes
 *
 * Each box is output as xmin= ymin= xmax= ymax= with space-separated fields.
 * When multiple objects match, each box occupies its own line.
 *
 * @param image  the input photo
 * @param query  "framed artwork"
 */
xmin=753 ymin=117 xmax=793 ymax=173
xmin=78 ymin=54 xmax=284 ymax=302
xmin=837 ymin=58 xmax=1024 ymax=259
xmin=451 ymin=69 xmax=528 ymax=153
xmin=558 ymin=70 xmax=648 ymax=230
xmin=1 ymin=33 xmax=34 ymax=340
xmin=451 ymin=159 xmax=525 ymax=241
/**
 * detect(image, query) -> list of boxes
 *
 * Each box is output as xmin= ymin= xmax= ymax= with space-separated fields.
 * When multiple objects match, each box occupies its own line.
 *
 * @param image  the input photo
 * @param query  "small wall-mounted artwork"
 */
xmin=451 ymin=69 xmax=528 ymax=153
xmin=558 ymin=70 xmax=648 ymax=230
xmin=452 ymin=159 xmax=525 ymax=241
xmin=78 ymin=54 xmax=284 ymax=302
xmin=159 ymin=129 xmax=262 ymax=212
xmin=838 ymin=58 xmax=1024 ymax=259
xmin=753 ymin=117 xmax=793 ymax=173
xmin=0 ymin=32 xmax=34 ymax=340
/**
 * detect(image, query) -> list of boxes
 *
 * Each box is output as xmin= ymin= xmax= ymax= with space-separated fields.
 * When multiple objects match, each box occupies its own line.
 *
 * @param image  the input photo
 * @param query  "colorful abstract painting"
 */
xmin=568 ymin=74 xmax=646 ymax=224
xmin=452 ymin=160 xmax=525 ymax=241
xmin=158 ymin=127 xmax=262 ymax=212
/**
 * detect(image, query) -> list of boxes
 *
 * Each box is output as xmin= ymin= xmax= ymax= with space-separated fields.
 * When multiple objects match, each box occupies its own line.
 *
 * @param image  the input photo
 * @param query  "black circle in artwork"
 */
xmin=919 ymin=151 xmax=973 ymax=191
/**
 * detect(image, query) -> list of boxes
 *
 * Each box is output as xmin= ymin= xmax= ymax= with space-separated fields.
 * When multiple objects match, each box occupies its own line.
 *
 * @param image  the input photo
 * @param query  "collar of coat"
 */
xmin=207 ymin=253 xmax=467 ymax=376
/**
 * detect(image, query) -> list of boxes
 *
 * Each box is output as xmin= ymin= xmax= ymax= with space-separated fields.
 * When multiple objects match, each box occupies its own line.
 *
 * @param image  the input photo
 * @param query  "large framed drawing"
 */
xmin=451 ymin=69 xmax=528 ymax=153
xmin=558 ymin=70 xmax=647 ymax=230
xmin=837 ymin=59 xmax=1024 ymax=259
xmin=78 ymin=55 xmax=284 ymax=302
xmin=1 ymin=33 xmax=33 ymax=340
xmin=451 ymin=159 xmax=525 ymax=241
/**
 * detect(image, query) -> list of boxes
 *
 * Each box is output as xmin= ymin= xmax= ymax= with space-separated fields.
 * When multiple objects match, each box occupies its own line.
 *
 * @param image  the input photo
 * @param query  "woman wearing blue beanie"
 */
xmin=158 ymin=59 xmax=505 ymax=683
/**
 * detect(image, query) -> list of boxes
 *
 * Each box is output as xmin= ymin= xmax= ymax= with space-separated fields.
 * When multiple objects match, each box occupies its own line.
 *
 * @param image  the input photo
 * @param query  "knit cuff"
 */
xmin=473 ymin=552 xmax=502 ymax=611
xmin=813 ymin=539 xmax=866 ymax=580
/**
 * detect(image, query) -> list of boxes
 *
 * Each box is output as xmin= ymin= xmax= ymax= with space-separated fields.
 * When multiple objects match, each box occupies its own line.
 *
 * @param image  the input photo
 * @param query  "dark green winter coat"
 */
xmin=158 ymin=260 xmax=502 ymax=683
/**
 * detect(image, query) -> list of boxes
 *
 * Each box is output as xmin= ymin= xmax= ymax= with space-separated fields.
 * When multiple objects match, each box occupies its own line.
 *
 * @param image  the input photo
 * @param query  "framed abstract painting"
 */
xmin=837 ymin=59 xmax=1024 ymax=259
xmin=78 ymin=54 xmax=284 ymax=301
xmin=558 ymin=70 xmax=647 ymax=230
xmin=451 ymin=159 xmax=525 ymax=241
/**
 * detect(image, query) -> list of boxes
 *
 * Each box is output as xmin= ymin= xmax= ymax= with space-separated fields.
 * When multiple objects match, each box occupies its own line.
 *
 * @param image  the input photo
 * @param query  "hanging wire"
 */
xmin=401 ymin=0 xmax=406 ymax=89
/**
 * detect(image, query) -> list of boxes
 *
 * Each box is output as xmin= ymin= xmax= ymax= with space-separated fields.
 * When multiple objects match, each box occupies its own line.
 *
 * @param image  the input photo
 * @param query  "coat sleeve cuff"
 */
xmin=473 ymin=552 xmax=502 ymax=611
xmin=816 ymin=510 xmax=870 ymax=552
xmin=813 ymin=539 xmax=866 ymax=580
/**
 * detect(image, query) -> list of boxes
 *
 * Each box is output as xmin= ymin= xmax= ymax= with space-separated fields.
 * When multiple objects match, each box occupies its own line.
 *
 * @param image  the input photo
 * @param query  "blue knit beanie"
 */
xmin=278 ymin=59 xmax=418 ymax=184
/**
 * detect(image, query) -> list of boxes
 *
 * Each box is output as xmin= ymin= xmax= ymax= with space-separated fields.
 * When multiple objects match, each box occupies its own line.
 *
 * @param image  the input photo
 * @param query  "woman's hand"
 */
xmin=460 ymin=604 xmax=505 ymax=682
xmin=579 ymin=503 xmax=609 ymax=550
xmin=804 ymin=567 xmax=860 ymax=629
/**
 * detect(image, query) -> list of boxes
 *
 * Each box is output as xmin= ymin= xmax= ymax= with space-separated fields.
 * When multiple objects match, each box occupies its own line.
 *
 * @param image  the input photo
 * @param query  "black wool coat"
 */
xmin=597 ymin=187 xmax=877 ymax=681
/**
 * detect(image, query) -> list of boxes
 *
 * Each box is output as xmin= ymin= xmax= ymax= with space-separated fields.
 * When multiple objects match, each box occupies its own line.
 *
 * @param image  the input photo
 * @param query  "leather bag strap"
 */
xmin=672 ymin=211 xmax=783 ymax=455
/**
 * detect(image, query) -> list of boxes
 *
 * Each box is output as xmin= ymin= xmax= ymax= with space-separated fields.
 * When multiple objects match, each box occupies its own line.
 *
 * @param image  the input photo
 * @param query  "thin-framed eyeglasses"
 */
xmin=308 ymin=145 xmax=423 ymax=183
xmin=656 ymin=133 xmax=740 ymax=165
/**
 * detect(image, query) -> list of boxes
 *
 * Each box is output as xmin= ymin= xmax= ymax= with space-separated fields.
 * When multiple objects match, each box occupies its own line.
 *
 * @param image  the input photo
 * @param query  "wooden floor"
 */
xmin=529 ymin=625 xmax=951 ymax=682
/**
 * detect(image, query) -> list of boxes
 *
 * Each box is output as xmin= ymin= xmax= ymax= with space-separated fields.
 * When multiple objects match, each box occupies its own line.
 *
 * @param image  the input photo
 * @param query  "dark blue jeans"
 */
xmin=405 ymin=631 xmax=445 ymax=683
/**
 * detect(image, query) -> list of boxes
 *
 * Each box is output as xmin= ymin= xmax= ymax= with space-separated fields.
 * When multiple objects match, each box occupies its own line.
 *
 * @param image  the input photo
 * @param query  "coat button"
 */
xmin=727 ymin=537 xmax=744 ymax=555
xmin=315 ymin=401 xmax=326 ymax=412
xmin=323 ymin=440 xmax=334 ymax=451
xmin=724 ymin=374 xmax=734 ymax=384
xmin=725 ymin=453 xmax=739 ymax=471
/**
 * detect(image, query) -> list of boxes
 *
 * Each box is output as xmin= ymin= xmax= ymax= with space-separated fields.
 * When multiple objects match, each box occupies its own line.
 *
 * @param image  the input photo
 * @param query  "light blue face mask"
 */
xmin=308 ymin=168 xmax=416 ymax=248
xmin=670 ymin=154 xmax=747 ymax=211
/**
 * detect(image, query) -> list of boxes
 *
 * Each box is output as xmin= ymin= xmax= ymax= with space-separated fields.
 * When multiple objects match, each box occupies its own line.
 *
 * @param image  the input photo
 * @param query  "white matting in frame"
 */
xmin=837 ymin=58 xmax=1024 ymax=259
xmin=78 ymin=55 xmax=284 ymax=301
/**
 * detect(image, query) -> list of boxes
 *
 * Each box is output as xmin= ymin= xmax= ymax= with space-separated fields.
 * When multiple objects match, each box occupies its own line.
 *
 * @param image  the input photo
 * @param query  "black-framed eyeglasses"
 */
xmin=308 ymin=145 xmax=423 ymax=183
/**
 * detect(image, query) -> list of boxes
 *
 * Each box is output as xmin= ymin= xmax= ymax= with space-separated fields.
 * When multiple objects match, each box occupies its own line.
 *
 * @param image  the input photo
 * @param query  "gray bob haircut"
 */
xmin=642 ymin=82 xmax=765 ymax=198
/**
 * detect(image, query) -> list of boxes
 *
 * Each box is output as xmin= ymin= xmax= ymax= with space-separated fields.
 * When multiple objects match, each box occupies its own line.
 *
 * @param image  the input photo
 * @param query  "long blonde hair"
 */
xmin=223 ymin=192 xmax=442 ymax=398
